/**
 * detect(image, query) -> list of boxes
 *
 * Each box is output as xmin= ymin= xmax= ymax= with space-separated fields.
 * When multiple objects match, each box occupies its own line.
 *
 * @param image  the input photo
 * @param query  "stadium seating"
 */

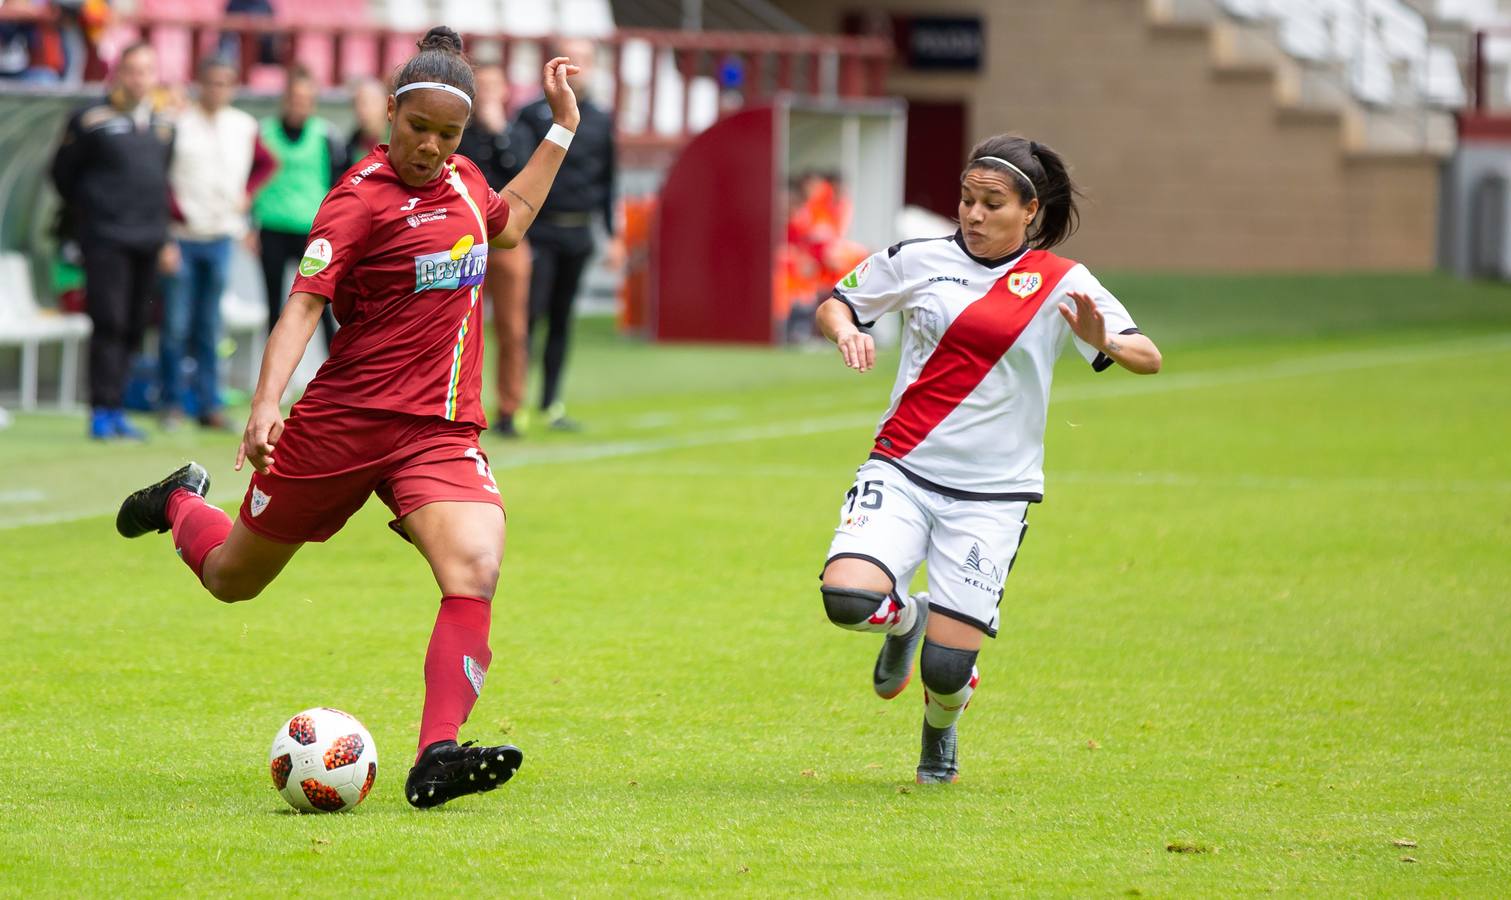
xmin=0 ymin=252 xmax=89 ymax=410
xmin=1210 ymin=0 xmax=1470 ymax=109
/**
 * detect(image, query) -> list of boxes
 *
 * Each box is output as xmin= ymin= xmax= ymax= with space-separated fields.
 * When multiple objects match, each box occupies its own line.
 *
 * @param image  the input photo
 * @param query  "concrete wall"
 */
xmin=777 ymin=0 xmax=1443 ymax=271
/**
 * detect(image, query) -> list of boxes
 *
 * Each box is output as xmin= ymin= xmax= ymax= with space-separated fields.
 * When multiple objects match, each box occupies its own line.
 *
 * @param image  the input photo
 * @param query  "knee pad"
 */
xmin=919 ymin=640 xmax=979 ymax=695
xmin=820 ymin=585 xmax=893 ymax=627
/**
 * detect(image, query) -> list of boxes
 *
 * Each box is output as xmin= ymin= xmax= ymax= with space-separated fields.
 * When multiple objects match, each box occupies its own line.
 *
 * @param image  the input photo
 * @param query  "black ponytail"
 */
xmin=964 ymin=134 xmax=1081 ymax=250
xmin=393 ymin=26 xmax=475 ymax=108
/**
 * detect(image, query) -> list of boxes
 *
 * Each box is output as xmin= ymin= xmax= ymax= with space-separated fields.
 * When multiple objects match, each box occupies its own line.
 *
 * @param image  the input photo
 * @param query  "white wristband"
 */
xmin=545 ymin=123 xmax=574 ymax=150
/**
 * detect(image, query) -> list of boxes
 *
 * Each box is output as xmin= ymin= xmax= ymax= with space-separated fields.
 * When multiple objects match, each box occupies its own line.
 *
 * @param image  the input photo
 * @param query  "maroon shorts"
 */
xmin=238 ymin=400 xmax=502 ymax=544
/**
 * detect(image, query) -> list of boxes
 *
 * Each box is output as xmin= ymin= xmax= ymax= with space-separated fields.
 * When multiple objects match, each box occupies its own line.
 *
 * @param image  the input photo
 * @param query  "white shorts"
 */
xmin=825 ymin=459 xmax=1031 ymax=638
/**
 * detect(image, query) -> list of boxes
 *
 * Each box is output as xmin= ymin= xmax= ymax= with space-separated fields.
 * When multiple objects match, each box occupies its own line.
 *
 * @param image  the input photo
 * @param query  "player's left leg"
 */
xmin=914 ymin=500 xmax=1030 ymax=783
xmin=386 ymin=435 xmax=521 ymax=808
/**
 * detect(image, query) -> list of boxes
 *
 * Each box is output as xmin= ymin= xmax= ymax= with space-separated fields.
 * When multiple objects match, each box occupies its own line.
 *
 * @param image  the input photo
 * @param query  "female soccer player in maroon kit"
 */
xmin=115 ymin=28 xmax=583 ymax=808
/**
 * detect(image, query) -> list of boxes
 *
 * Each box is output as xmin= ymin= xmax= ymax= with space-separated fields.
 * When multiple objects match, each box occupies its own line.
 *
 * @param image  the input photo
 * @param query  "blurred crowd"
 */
xmin=44 ymin=36 xmax=618 ymax=440
xmin=777 ymin=171 xmax=866 ymax=344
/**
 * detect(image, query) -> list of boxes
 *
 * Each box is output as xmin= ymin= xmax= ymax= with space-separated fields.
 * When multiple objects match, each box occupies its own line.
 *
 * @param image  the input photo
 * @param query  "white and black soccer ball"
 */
xmin=268 ymin=708 xmax=378 ymax=813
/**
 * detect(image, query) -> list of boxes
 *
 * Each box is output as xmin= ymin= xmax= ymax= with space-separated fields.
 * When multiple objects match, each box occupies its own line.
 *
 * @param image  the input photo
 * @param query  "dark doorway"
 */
xmin=904 ymin=100 xmax=967 ymax=218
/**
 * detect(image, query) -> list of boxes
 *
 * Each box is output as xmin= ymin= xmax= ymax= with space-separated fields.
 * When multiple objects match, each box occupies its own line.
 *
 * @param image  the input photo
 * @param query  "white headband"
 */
xmin=394 ymin=81 xmax=472 ymax=108
xmin=974 ymin=156 xmax=1037 ymax=197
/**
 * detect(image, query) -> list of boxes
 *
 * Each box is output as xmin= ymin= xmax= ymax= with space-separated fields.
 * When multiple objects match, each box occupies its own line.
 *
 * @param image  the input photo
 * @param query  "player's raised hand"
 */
xmin=542 ymin=56 xmax=581 ymax=131
xmin=236 ymin=401 xmax=285 ymax=475
xmin=836 ymin=328 xmax=876 ymax=373
xmin=1058 ymin=291 xmax=1107 ymax=350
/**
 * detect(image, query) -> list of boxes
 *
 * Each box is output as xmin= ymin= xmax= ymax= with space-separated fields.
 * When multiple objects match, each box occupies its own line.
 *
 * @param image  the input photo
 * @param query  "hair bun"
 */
xmin=418 ymin=26 xmax=464 ymax=56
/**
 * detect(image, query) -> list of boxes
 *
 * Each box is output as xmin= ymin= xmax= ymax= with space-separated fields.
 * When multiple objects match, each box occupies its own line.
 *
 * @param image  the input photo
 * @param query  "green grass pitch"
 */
xmin=1 ymin=272 xmax=1508 ymax=895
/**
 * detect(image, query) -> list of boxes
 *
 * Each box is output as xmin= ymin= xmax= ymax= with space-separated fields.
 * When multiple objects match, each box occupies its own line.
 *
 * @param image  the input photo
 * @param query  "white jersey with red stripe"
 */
xmin=831 ymin=231 xmax=1138 ymax=501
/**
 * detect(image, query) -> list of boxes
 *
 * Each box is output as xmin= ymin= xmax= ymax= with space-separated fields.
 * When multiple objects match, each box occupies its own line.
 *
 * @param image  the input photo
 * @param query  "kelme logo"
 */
xmin=299 ymin=239 xmax=332 ymax=277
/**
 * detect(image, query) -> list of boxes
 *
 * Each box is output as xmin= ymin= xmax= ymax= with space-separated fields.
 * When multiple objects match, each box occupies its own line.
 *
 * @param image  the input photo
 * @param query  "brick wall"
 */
xmin=775 ymin=0 xmax=1442 ymax=271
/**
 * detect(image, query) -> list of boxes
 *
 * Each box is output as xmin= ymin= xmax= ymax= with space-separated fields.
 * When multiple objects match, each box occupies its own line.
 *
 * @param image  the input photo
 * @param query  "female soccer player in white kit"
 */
xmin=816 ymin=134 xmax=1163 ymax=783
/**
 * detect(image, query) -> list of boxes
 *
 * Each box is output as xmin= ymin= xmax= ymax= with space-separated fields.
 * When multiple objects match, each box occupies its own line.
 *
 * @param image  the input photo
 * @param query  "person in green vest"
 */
xmin=252 ymin=65 xmax=345 ymax=348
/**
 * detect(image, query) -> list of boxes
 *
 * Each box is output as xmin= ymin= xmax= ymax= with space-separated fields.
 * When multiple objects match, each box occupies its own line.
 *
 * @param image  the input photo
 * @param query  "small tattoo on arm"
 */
xmin=1104 ymin=339 xmax=1122 ymax=353
xmin=505 ymin=188 xmax=536 ymax=213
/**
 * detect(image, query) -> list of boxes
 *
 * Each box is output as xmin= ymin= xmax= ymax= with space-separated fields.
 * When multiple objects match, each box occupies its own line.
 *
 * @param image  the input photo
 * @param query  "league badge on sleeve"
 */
xmin=298 ymin=239 xmax=333 ymax=277
xmin=1006 ymin=271 xmax=1042 ymax=298
xmin=841 ymin=259 xmax=872 ymax=289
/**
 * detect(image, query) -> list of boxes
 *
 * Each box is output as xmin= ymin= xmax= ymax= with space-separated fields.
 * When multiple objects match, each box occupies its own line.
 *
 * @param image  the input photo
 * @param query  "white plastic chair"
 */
xmin=0 ymin=252 xmax=91 ymax=411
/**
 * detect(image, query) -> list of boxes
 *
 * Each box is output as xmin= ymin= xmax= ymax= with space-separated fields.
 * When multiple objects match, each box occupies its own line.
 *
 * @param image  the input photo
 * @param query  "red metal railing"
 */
xmin=0 ymin=7 xmax=891 ymax=158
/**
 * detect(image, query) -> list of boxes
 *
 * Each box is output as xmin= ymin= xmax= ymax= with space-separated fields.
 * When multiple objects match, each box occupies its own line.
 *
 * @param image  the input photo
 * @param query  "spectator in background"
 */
xmin=159 ymin=57 xmax=276 ymax=430
xmin=50 ymin=41 xmax=173 ymax=440
xmin=252 ymin=65 xmax=342 ymax=347
xmin=343 ymin=76 xmax=388 ymax=169
xmin=514 ymin=38 xmax=618 ymax=432
xmin=0 ymin=0 xmax=61 ymax=82
xmin=457 ymin=62 xmax=531 ymax=438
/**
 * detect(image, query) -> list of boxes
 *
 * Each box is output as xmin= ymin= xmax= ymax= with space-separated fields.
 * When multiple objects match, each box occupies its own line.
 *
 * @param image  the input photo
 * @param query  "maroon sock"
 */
xmin=167 ymin=488 xmax=232 ymax=583
xmin=417 ymin=594 xmax=493 ymax=761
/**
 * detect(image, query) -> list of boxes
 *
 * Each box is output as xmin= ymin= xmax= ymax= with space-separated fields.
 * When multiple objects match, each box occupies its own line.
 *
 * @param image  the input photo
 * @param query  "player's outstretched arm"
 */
xmin=490 ymin=57 xmax=581 ymax=249
xmin=1058 ymin=291 xmax=1162 ymax=374
xmin=817 ymin=297 xmax=876 ymax=373
xmin=236 ymin=292 xmax=327 ymax=474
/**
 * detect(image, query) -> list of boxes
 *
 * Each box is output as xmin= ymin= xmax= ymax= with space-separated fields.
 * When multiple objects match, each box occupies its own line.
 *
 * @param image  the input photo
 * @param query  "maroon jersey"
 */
xmin=290 ymin=146 xmax=509 ymax=428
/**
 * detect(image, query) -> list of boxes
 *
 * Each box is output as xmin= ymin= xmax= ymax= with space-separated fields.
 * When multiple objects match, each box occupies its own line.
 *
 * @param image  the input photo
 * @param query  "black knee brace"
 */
xmin=820 ymin=586 xmax=891 ymax=627
xmin=919 ymin=640 xmax=978 ymax=695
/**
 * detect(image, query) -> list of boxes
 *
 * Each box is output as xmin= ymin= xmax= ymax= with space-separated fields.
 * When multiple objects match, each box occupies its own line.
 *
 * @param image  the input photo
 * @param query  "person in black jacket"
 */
xmin=457 ymin=62 xmax=532 ymax=437
xmin=513 ymin=38 xmax=619 ymax=431
xmin=50 ymin=42 xmax=174 ymax=440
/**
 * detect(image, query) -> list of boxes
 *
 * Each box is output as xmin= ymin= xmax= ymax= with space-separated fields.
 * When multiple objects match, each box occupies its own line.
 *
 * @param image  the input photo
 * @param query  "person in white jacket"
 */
xmin=159 ymin=56 xmax=275 ymax=430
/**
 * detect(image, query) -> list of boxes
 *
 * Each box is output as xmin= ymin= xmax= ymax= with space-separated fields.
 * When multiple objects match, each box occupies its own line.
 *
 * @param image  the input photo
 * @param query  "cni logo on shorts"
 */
xmin=961 ymin=542 xmax=1003 ymax=593
xmin=250 ymin=487 xmax=271 ymax=517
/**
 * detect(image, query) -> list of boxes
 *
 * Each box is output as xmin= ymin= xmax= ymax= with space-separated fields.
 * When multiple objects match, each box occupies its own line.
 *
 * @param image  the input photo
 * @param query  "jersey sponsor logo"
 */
xmin=414 ymin=235 xmax=487 ymax=291
xmin=250 ymin=486 xmax=272 ymax=517
xmin=929 ymin=275 xmax=971 ymax=286
xmin=961 ymin=542 xmax=1003 ymax=593
xmin=400 ymin=196 xmax=419 ymax=211
xmin=298 ymin=239 xmax=332 ymax=277
xmin=841 ymin=259 xmax=872 ymax=289
xmin=405 ymin=208 xmax=449 ymax=228
xmin=350 ymin=161 xmax=383 ymax=185
xmin=1006 ymin=272 xmax=1042 ymax=298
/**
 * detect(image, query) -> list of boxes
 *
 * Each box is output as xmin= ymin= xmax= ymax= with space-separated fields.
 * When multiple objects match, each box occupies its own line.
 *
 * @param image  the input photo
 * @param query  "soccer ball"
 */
xmin=268 ymin=708 xmax=378 ymax=813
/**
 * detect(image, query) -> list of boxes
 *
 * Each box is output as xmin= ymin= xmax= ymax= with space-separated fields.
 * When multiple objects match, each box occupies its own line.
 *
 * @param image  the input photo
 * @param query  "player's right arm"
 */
xmin=237 ymin=292 xmax=327 ymax=474
xmin=818 ymin=298 xmax=875 ymax=373
xmin=237 ymin=184 xmax=372 ymax=474
xmin=818 ymin=247 xmax=912 ymax=373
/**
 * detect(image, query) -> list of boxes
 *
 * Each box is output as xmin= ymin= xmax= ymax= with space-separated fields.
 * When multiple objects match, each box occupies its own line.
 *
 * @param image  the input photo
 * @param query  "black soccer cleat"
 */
xmin=873 ymin=595 xmax=928 ymax=700
xmin=405 ymin=739 xmax=523 ymax=809
xmin=115 ymin=462 xmax=210 ymax=538
xmin=916 ymin=722 xmax=959 ymax=784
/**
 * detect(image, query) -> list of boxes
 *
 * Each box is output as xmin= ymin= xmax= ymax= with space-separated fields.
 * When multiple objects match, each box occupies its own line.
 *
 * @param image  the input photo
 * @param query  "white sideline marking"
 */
xmin=2 ymin=333 xmax=1508 ymax=530
xmin=584 ymin=462 xmax=1511 ymax=495
xmin=0 ymin=489 xmax=46 ymax=504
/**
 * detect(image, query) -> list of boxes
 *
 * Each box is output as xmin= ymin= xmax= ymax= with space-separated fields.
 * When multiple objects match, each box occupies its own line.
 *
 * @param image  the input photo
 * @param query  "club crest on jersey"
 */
xmin=250 ymin=487 xmax=271 ymax=517
xmin=414 ymin=235 xmax=487 ymax=291
xmin=841 ymin=259 xmax=872 ymax=289
xmin=1006 ymin=272 xmax=1042 ymax=298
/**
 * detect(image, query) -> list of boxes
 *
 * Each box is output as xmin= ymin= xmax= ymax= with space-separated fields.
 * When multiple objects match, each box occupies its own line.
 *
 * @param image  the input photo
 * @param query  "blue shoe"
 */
xmin=110 ymin=408 xmax=147 ymax=441
xmin=89 ymin=408 xmax=115 ymax=440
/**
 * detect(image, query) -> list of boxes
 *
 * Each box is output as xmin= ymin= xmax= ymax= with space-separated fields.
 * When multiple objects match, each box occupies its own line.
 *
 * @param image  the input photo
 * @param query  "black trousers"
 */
xmin=527 ymin=223 xmax=594 ymax=411
xmin=259 ymin=227 xmax=336 ymax=347
xmin=82 ymin=240 xmax=160 ymax=408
